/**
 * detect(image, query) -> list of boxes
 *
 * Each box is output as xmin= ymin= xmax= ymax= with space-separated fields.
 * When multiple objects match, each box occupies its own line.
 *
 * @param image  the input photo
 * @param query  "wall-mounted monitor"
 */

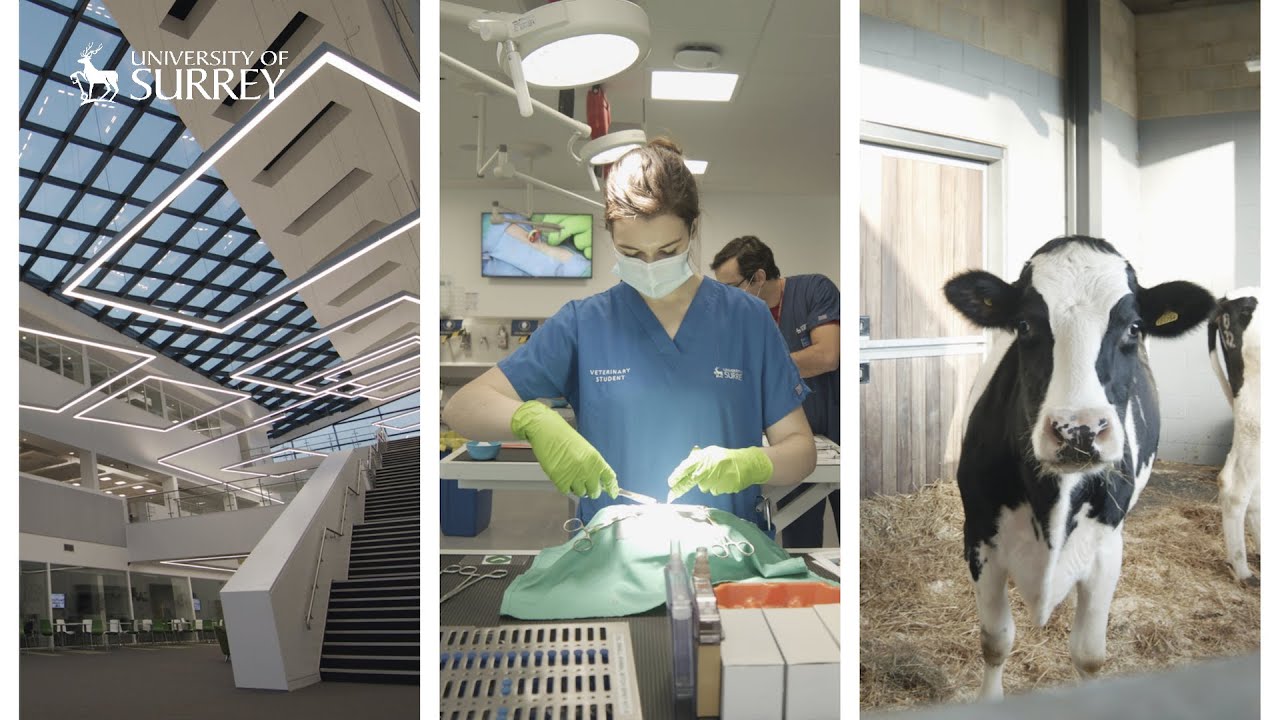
xmin=50 ymin=593 xmax=65 ymax=609
xmin=481 ymin=212 xmax=593 ymax=278
xmin=193 ymin=599 xmax=201 ymax=612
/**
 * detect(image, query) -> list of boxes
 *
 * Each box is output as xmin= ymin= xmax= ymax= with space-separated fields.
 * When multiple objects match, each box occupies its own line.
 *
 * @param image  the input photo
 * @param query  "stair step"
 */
xmin=350 ymin=541 xmax=419 ymax=554
xmin=349 ymin=560 xmax=419 ymax=570
xmin=325 ymin=614 xmax=420 ymax=625
xmin=320 ymin=669 xmax=419 ymax=685
xmin=327 ymin=607 xmax=418 ymax=620
xmin=352 ymin=522 xmax=418 ymax=533
xmin=320 ymin=642 xmax=419 ymax=657
xmin=355 ymin=517 xmax=418 ymax=528
xmin=329 ymin=594 xmax=420 ymax=606
xmin=323 ymin=630 xmax=418 ymax=644
xmin=330 ymin=586 xmax=419 ymax=598
xmin=348 ymin=567 xmax=419 ymax=578
xmin=331 ymin=578 xmax=419 ymax=592
xmin=320 ymin=656 xmax=419 ymax=672
xmin=350 ymin=548 xmax=420 ymax=560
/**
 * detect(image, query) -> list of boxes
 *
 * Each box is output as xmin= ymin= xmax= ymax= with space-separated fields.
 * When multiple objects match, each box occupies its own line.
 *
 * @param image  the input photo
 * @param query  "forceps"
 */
xmin=563 ymin=510 xmax=639 ymax=552
xmin=708 ymin=535 xmax=755 ymax=559
xmin=439 ymin=564 xmax=509 ymax=603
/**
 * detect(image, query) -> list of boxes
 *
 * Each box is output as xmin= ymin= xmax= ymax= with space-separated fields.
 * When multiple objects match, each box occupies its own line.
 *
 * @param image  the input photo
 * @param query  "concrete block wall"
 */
xmin=1101 ymin=0 xmax=1137 ymax=117
xmin=861 ymin=0 xmax=1065 ymax=77
xmin=1136 ymin=2 xmax=1260 ymax=119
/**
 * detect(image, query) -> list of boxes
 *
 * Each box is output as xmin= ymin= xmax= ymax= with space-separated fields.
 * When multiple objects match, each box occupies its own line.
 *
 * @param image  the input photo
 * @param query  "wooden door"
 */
xmin=859 ymin=144 xmax=989 ymax=497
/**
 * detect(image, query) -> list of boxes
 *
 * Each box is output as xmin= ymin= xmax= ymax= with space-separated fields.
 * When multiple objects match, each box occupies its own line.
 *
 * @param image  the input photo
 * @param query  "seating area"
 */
xmin=21 ymin=617 xmax=224 ymax=651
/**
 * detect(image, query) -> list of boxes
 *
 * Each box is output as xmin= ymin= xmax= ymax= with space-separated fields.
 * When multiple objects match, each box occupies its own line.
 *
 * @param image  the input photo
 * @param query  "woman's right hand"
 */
xmin=510 ymin=400 xmax=618 ymax=499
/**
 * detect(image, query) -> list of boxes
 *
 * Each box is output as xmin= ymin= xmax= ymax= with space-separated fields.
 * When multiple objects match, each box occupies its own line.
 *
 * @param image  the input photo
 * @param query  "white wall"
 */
xmin=20 ymin=474 xmax=127 ymax=546
xmin=20 ymin=533 xmax=130 ymax=571
xmin=439 ymin=188 xmax=839 ymax=319
xmin=125 ymin=505 xmax=287 ymax=563
xmin=1137 ymin=111 xmax=1260 ymax=464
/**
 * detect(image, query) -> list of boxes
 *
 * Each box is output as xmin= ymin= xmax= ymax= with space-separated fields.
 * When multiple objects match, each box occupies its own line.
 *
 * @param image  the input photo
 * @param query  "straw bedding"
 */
xmin=859 ymin=461 xmax=1261 ymax=709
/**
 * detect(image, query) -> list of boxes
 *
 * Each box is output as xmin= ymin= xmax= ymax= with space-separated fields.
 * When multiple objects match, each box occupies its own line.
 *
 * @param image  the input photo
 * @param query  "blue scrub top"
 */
xmin=498 ymin=278 xmax=810 ymax=523
xmin=776 ymin=274 xmax=841 ymax=445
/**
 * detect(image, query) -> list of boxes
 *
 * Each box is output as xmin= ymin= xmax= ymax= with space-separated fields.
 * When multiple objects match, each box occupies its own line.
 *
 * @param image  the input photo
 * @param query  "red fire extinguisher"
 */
xmin=587 ymin=84 xmax=611 ymax=184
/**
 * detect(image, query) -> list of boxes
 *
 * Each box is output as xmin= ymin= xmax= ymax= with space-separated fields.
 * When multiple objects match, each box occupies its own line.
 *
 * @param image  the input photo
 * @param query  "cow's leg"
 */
xmin=1219 ymin=448 xmax=1255 ymax=583
xmin=975 ymin=564 xmax=1013 ymax=701
xmin=1070 ymin=530 xmax=1122 ymax=680
xmin=1246 ymin=477 xmax=1260 ymax=544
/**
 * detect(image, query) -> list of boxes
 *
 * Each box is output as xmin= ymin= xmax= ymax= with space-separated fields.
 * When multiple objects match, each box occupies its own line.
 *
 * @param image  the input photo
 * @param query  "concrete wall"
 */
xmin=125 ymin=504 xmax=287 ymax=563
xmin=20 ymin=474 xmax=127 ymax=547
xmin=1136 ymin=2 xmax=1261 ymax=119
xmin=860 ymin=11 xmax=1067 ymax=277
xmin=19 ymin=533 xmax=130 ymax=571
xmin=439 ymin=188 xmax=840 ymax=319
xmin=1137 ymin=110 xmax=1259 ymax=464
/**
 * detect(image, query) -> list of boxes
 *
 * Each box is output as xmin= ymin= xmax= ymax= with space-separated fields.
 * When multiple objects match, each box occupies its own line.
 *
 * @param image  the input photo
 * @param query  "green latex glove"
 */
xmin=511 ymin=400 xmax=618 ymax=499
xmin=666 ymin=446 xmax=773 ymax=501
xmin=538 ymin=214 xmax=593 ymax=256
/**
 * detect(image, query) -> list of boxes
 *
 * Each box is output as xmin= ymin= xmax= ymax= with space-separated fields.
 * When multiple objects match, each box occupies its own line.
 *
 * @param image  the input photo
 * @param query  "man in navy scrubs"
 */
xmin=712 ymin=236 xmax=841 ymax=547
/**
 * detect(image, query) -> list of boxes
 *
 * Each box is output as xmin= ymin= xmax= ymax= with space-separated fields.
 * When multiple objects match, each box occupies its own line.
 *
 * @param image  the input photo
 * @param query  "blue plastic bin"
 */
xmin=440 ymin=474 xmax=493 ymax=538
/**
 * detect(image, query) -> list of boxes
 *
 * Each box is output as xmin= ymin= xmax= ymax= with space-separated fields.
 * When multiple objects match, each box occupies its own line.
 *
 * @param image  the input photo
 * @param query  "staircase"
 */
xmin=320 ymin=436 xmax=420 ymax=685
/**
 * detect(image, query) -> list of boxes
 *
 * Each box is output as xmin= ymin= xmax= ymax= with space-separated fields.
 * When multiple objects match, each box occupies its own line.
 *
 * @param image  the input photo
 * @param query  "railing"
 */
xmin=125 ymin=473 xmax=312 ymax=523
xmin=304 ymin=470 xmax=362 ymax=629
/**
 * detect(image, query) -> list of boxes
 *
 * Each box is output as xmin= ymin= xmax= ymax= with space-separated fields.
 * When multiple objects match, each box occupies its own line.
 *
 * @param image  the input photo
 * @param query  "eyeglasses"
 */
xmin=724 ymin=278 xmax=748 ymax=288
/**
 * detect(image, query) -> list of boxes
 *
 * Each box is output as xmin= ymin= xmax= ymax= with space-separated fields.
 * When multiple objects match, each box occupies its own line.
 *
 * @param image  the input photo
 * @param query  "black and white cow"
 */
xmin=1208 ymin=287 xmax=1261 ymax=585
xmin=943 ymin=236 xmax=1214 ymax=701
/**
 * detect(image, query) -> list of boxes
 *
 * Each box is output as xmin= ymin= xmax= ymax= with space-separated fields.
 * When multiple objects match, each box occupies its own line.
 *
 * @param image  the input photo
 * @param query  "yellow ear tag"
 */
xmin=983 ymin=298 xmax=993 ymax=307
xmin=1155 ymin=310 xmax=1179 ymax=327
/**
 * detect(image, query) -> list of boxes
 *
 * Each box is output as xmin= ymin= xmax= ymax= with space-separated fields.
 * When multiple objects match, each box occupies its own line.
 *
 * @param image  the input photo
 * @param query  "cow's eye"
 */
xmin=1016 ymin=319 xmax=1031 ymax=336
xmin=1128 ymin=321 xmax=1142 ymax=338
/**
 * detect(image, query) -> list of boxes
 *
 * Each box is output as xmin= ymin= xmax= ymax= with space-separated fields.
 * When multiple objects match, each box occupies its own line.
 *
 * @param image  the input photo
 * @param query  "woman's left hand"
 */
xmin=666 ymin=446 xmax=773 ymax=501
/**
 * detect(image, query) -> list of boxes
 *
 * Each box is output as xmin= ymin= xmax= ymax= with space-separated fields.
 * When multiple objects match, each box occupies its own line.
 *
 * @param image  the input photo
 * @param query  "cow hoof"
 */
xmin=1241 ymin=575 xmax=1261 ymax=589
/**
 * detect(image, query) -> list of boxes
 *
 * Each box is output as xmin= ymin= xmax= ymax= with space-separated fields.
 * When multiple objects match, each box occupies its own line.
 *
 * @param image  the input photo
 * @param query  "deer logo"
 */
xmin=70 ymin=43 xmax=120 ymax=105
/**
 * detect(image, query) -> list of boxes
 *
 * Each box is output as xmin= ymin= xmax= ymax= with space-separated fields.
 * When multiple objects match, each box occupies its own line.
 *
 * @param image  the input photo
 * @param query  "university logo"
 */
xmin=713 ymin=367 xmax=744 ymax=381
xmin=70 ymin=44 xmax=289 ymax=107
xmin=71 ymin=43 xmax=120 ymax=105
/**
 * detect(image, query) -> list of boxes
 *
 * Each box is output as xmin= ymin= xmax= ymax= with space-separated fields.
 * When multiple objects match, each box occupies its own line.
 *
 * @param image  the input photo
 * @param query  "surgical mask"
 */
xmin=612 ymin=250 xmax=694 ymax=299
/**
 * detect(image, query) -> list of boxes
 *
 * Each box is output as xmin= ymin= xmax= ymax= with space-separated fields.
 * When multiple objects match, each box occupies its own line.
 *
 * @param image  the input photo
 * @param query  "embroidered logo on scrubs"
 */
xmin=590 ymin=368 xmax=630 ymax=383
xmin=795 ymin=383 xmax=805 ymax=397
xmin=713 ymin=367 xmax=744 ymax=381
xmin=817 ymin=313 xmax=829 ymax=322
xmin=795 ymin=323 xmax=808 ymax=335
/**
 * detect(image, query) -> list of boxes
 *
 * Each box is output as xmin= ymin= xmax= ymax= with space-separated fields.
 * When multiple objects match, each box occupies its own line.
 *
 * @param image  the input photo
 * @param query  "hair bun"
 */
xmin=646 ymin=136 xmax=684 ymax=157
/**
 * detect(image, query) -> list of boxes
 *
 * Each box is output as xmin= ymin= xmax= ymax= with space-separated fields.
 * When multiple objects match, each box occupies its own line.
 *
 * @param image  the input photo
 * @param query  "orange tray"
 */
xmin=713 ymin=581 xmax=840 ymax=609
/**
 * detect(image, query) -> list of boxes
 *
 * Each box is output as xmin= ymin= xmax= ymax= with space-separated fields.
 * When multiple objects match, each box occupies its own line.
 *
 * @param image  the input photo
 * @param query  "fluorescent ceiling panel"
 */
xmin=650 ymin=71 xmax=739 ymax=101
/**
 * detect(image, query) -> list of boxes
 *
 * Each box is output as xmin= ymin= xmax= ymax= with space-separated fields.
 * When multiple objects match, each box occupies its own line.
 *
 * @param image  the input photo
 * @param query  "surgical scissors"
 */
xmin=563 ymin=510 xmax=639 ymax=552
xmin=708 ymin=535 xmax=755 ymax=559
xmin=439 ymin=564 xmax=509 ymax=603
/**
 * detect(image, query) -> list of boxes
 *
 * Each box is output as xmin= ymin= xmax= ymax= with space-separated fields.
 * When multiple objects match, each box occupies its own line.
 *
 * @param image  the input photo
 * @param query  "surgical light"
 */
xmin=443 ymin=0 xmax=649 ymax=116
xmin=578 ymin=128 xmax=646 ymax=165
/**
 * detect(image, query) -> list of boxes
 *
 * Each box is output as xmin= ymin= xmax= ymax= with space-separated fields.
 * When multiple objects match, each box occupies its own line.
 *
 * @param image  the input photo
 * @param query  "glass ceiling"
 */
xmin=18 ymin=0 xmax=368 ymax=438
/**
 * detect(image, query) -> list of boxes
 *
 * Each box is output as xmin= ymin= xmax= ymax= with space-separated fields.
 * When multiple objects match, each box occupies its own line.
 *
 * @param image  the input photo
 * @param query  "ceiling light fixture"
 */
xmin=442 ymin=0 xmax=649 ymax=116
xmin=114 ymin=480 xmax=126 ymax=486
xmin=132 ymin=485 xmax=143 ymax=490
xmin=651 ymin=70 xmax=739 ymax=102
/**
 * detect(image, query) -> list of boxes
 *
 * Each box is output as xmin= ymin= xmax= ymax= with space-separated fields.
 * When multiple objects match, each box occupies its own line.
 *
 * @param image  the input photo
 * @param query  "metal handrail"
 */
xmin=304 ymin=482 xmax=361 ymax=630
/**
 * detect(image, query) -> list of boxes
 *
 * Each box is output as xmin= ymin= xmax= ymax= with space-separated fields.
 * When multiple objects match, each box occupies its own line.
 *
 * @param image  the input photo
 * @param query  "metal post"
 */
xmin=1065 ymin=0 xmax=1102 ymax=236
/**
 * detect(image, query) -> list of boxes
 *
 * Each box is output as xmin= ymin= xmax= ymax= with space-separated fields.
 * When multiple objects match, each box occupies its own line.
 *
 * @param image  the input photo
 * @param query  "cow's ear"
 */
xmin=944 ymin=271 xmax=1018 ymax=328
xmin=1138 ymin=281 xmax=1216 ymax=338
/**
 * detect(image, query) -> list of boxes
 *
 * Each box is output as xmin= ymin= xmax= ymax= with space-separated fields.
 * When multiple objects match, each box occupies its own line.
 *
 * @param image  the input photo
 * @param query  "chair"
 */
xmin=214 ymin=622 xmax=230 ymax=662
xmin=54 ymin=619 xmax=73 ymax=647
xmin=88 ymin=618 xmax=106 ymax=649
xmin=138 ymin=618 xmax=153 ymax=644
xmin=39 ymin=619 xmax=54 ymax=651
xmin=193 ymin=619 xmax=206 ymax=642
xmin=122 ymin=619 xmax=139 ymax=646
xmin=154 ymin=619 xmax=172 ymax=644
xmin=105 ymin=619 xmax=121 ymax=649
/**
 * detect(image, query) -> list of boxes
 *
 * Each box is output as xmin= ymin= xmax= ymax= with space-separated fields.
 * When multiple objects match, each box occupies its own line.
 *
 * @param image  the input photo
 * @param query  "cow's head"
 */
xmin=945 ymin=236 xmax=1214 ymax=474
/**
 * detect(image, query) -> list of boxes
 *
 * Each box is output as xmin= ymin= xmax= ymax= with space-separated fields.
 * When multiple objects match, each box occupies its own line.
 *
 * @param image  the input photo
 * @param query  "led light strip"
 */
xmin=326 ymin=355 xmax=420 ymax=398
xmin=159 ymin=560 xmax=237 ymax=573
xmin=71 ymin=374 xmax=251 ymax=433
xmin=298 ymin=336 xmax=421 ymax=390
xmin=347 ymin=366 xmax=421 ymax=399
xmin=220 ymin=448 xmax=328 ymax=477
xmin=230 ymin=292 xmax=420 ymax=393
xmin=371 ymin=408 xmax=420 ymax=431
xmin=18 ymin=326 xmax=156 ymax=413
xmin=59 ymin=43 xmax=422 ymax=331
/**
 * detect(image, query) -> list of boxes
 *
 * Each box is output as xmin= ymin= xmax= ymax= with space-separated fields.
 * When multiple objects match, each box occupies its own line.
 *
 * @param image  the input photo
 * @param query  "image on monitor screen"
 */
xmin=50 ymin=593 xmax=65 ymax=609
xmin=481 ymin=212 xmax=593 ymax=278
xmin=193 ymin=599 xmax=201 ymax=612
